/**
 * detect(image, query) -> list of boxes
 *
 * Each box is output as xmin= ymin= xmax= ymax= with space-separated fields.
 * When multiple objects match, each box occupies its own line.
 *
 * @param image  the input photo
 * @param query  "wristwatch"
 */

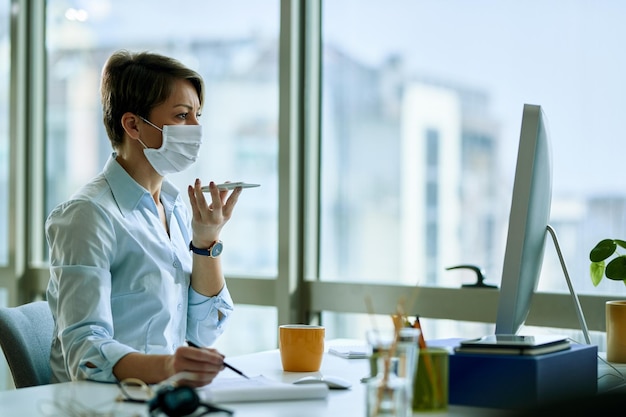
xmin=189 ymin=240 xmax=223 ymax=258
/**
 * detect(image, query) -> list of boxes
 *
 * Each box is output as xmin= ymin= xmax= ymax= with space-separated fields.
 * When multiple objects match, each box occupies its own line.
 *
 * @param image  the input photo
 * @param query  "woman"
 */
xmin=46 ymin=50 xmax=241 ymax=387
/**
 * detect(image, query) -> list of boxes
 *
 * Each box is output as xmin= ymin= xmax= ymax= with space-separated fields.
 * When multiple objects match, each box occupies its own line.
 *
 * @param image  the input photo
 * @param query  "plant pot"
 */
xmin=606 ymin=300 xmax=626 ymax=362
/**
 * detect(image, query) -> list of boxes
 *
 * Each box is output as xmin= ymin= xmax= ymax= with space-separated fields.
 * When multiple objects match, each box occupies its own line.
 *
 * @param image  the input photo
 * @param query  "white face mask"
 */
xmin=138 ymin=117 xmax=203 ymax=176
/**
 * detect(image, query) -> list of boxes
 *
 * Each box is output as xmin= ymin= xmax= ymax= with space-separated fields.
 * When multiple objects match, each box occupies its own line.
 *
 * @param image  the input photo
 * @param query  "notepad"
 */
xmin=198 ymin=375 xmax=329 ymax=403
xmin=328 ymin=344 xmax=370 ymax=359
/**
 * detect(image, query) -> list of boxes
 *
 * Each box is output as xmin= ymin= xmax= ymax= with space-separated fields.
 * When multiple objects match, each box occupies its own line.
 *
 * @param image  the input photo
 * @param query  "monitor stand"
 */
xmin=546 ymin=224 xmax=591 ymax=344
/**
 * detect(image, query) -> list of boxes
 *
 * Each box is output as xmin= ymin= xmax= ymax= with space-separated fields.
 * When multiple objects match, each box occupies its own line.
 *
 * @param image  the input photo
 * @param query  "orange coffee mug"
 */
xmin=279 ymin=324 xmax=325 ymax=372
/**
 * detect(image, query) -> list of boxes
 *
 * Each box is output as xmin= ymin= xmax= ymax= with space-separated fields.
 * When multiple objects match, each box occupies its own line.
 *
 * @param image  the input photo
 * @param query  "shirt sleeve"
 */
xmin=47 ymin=199 xmax=133 ymax=383
xmin=186 ymin=284 xmax=234 ymax=347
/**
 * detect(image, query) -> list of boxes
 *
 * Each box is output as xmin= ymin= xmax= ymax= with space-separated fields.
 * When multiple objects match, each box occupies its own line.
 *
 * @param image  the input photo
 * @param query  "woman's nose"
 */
xmin=187 ymin=114 xmax=201 ymax=125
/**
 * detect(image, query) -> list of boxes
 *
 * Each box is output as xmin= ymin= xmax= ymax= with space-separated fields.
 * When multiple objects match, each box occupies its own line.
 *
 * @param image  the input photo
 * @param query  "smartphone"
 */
xmin=201 ymin=182 xmax=260 ymax=192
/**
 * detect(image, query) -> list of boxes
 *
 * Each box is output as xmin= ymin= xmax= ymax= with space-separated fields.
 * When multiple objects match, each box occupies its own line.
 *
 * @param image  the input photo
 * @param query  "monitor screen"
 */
xmin=495 ymin=104 xmax=552 ymax=335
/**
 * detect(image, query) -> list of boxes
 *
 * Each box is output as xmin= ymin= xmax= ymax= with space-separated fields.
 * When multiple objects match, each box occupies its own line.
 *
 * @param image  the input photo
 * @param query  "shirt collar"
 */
xmin=103 ymin=153 xmax=182 ymax=217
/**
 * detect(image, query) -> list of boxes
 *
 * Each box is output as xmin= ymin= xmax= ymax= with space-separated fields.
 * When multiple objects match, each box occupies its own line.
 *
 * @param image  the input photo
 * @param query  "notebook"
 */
xmin=328 ymin=344 xmax=370 ymax=359
xmin=198 ymin=375 xmax=329 ymax=403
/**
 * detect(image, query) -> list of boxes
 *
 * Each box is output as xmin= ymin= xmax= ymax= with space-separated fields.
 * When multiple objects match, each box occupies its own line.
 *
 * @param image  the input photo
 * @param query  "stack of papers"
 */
xmin=328 ymin=344 xmax=370 ymax=359
xmin=199 ymin=375 xmax=329 ymax=403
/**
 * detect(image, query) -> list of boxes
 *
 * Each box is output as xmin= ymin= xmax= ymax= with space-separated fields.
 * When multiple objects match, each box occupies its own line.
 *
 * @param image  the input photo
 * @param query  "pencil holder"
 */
xmin=366 ymin=368 xmax=410 ymax=417
xmin=412 ymin=347 xmax=449 ymax=412
xmin=365 ymin=328 xmax=420 ymax=417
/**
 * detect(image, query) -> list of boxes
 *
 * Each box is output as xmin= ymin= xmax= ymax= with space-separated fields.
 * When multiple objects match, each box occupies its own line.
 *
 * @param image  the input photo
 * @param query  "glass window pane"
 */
xmin=0 ymin=0 xmax=9 ymax=265
xmin=213 ymin=305 xmax=277 ymax=356
xmin=320 ymin=1 xmax=626 ymax=297
xmin=45 ymin=1 xmax=279 ymax=277
xmin=45 ymin=1 xmax=279 ymax=354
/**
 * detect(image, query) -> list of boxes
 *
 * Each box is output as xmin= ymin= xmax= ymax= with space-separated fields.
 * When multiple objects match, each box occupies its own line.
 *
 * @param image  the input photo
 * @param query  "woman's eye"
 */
xmin=177 ymin=113 xmax=188 ymax=120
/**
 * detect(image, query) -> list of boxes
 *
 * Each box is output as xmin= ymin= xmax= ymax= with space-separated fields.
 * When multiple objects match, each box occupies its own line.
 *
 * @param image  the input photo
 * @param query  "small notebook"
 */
xmin=328 ymin=344 xmax=370 ymax=359
xmin=199 ymin=375 xmax=329 ymax=403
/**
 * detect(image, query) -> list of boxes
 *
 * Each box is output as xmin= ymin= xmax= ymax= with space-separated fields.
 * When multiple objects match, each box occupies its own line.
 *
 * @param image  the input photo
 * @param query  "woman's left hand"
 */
xmin=187 ymin=179 xmax=241 ymax=247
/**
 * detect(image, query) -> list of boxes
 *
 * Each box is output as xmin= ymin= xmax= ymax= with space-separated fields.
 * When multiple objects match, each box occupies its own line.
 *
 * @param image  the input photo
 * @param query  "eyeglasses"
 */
xmin=117 ymin=375 xmax=233 ymax=417
xmin=117 ymin=372 xmax=203 ymax=403
xmin=117 ymin=377 xmax=155 ymax=403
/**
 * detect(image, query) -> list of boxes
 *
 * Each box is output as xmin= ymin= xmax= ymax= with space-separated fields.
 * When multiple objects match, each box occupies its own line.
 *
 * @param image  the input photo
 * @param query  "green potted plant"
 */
xmin=589 ymin=239 xmax=626 ymax=286
xmin=590 ymin=239 xmax=626 ymax=362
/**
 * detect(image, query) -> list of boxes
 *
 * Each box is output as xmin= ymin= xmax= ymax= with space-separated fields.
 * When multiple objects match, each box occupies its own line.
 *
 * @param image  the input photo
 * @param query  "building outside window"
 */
xmin=320 ymin=0 xmax=626 ymax=340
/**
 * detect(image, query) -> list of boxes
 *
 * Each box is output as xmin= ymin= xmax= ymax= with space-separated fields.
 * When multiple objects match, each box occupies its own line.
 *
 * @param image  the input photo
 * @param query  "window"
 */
xmin=2 ymin=1 xmax=621 ymax=364
xmin=45 ymin=1 xmax=279 ymax=277
xmin=0 ymin=0 xmax=10 ymax=391
xmin=316 ymin=0 xmax=625 ymax=344
xmin=0 ymin=0 xmax=9 ymax=265
xmin=320 ymin=0 xmax=626 ymax=296
xmin=45 ymin=0 xmax=280 ymax=354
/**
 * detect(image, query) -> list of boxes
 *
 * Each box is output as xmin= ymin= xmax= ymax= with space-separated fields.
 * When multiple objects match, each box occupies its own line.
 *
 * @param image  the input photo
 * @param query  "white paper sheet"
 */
xmin=199 ymin=375 xmax=329 ymax=403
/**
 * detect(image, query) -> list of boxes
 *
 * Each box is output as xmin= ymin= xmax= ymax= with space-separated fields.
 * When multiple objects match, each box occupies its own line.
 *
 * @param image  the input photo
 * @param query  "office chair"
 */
xmin=0 ymin=301 xmax=54 ymax=388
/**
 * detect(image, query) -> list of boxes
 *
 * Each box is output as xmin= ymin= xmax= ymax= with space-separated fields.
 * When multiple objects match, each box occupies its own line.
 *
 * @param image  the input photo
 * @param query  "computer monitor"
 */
xmin=495 ymin=104 xmax=552 ymax=335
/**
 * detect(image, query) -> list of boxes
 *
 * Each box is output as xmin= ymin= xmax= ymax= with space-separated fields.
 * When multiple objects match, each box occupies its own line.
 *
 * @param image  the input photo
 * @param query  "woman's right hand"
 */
xmin=166 ymin=346 xmax=226 ymax=387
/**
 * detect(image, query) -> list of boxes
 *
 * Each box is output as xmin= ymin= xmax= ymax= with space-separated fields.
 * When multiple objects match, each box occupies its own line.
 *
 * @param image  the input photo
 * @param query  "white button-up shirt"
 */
xmin=46 ymin=154 xmax=233 ymax=383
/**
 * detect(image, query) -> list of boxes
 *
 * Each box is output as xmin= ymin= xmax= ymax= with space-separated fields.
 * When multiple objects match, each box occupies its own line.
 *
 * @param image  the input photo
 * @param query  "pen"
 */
xmin=412 ymin=316 xmax=428 ymax=349
xmin=186 ymin=340 xmax=250 ymax=379
xmin=412 ymin=317 xmax=444 ymax=406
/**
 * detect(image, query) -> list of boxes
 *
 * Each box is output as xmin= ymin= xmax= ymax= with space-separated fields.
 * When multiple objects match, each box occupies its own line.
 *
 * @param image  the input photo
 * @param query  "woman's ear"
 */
xmin=121 ymin=112 xmax=141 ymax=140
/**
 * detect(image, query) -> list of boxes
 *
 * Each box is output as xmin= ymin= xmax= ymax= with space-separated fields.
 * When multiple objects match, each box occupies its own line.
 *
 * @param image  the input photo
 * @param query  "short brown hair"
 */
xmin=100 ymin=50 xmax=204 ymax=148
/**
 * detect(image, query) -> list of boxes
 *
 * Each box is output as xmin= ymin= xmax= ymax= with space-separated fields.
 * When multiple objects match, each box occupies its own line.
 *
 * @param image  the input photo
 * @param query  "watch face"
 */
xmin=211 ymin=241 xmax=224 ymax=257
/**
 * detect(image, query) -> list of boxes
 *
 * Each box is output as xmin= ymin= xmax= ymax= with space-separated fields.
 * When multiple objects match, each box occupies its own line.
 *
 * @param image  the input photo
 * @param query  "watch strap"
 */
xmin=189 ymin=240 xmax=222 ymax=257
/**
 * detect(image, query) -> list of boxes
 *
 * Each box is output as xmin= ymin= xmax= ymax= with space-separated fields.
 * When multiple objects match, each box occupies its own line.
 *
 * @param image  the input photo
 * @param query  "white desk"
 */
xmin=0 ymin=347 xmax=508 ymax=417
xmin=597 ymin=353 xmax=626 ymax=393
